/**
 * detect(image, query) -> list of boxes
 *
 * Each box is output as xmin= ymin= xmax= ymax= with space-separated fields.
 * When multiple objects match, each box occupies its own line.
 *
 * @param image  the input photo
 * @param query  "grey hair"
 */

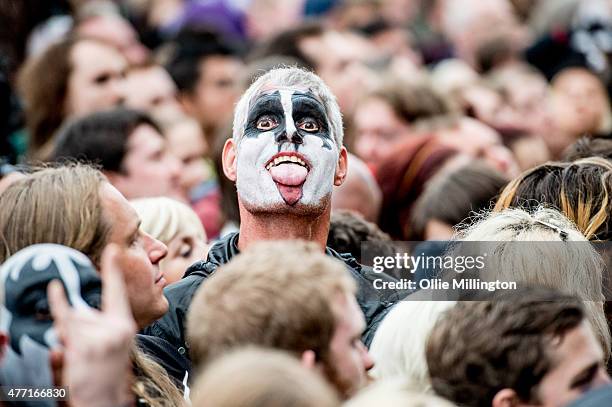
xmin=456 ymin=207 xmax=611 ymax=359
xmin=232 ymin=67 xmax=344 ymax=148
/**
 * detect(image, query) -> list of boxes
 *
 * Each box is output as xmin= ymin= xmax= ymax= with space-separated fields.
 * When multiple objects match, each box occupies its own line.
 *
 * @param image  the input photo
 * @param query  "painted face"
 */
xmin=0 ymin=244 xmax=101 ymax=354
xmin=236 ymin=89 xmax=339 ymax=214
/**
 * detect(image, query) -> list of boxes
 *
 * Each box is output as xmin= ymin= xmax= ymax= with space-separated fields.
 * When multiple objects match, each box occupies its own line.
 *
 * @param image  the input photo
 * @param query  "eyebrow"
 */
xmin=569 ymin=362 xmax=599 ymax=389
xmin=126 ymin=220 xmax=141 ymax=244
xmin=246 ymin=93 xmax=284 ymax=123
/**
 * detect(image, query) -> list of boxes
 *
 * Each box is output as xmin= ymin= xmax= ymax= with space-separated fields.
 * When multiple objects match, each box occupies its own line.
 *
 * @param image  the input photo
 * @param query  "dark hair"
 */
xmin=165 ymin=29 xmax=243 ymax=93
xmin=426 ymin=287 xmax=585 ymax=407
xmin=51 ymin=108 xmax=162 ymax=173
xmin=411 ymin=161 xmax=508 ymax=239
xmin=327 ymin=210 xmax=393 ymax=264
xmin=247 ymin=22 xmax=325 ymax=70
xmin=564 ymin=136 xmax=612 ymax=162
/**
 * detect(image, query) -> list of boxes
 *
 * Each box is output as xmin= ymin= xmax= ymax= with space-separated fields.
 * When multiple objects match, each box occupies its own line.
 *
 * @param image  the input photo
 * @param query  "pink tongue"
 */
xmin=269 ymin=163 xmax=308 ymax=206
xmin=269 ymin=163 xmax=308 ymax=186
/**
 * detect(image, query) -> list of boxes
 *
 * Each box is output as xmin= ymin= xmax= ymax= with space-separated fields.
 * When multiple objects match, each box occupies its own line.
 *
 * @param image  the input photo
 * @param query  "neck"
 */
xmin=237 ymin=204 xmax=331 ymax=252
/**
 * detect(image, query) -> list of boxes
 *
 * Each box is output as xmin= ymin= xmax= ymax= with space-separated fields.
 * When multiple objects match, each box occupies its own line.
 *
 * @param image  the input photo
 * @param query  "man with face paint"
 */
xmin=145 ymin=68 xmax=400 ymax=374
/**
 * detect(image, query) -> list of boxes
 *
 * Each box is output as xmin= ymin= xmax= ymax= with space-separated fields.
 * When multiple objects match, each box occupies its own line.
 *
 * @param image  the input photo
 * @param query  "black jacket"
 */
xmin=143 ymin=232 xmax=401 ymax=357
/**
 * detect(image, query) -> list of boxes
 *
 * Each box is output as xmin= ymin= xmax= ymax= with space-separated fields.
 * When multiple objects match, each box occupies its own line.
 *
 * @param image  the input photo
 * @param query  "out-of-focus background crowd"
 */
xmin=1 ymin=0 xmax=612 ymax=242
xmin=2 ymin=1 xmax=612 ymax=407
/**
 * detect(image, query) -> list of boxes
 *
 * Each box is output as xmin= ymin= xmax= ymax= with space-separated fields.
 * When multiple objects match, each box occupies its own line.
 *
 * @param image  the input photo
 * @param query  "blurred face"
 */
xmin=531 ymin=322 xmax=610 ymax=406
xmin=66 ymin=40 xmax=127 ymax=116
xmin=551 ymin=69 xmax=609 ymax=138
xmin=354 ymin=97 xmax=412 ymax=168
xmin=99 ymin=182 xmax=169 ymax=328
xmin=437 ymin=118 xmax=519 ymax=177
xmin=186 ymin=56 xmax=243 ymax=132
xmin=111 ymin=124 xmax=186 ymax=201
xmin=77 ymin=16 xmax=149 ymax=65
xmin=160 ymin=230 xmax=207 ymax=284
xmin=228 ymin=86 xmax=346 ymax=215
xmin=166 ymin=121 xmax=208 ymax=192
xmin=301 ymin=31 xmax=379 ymax=114
xmin=123 ymin=66 xmax=184 ymax=122
xmin=326 ymin=292 xmax=373 ymax=398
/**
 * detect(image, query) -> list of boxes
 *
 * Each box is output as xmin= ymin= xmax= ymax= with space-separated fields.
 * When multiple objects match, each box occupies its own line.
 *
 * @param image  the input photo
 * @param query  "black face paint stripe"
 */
xmin=291 ymin=92 xmax=333 ymax=150
xmin=244 ymin=90 xmax=284 ymax=140
xmin=243 ymin=90 xmax=333 ymax=151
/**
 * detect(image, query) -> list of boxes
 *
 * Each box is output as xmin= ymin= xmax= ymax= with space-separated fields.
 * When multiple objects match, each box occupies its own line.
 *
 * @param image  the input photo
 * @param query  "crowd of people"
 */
xmin=1 ymin=0 xmax=612 ymax=406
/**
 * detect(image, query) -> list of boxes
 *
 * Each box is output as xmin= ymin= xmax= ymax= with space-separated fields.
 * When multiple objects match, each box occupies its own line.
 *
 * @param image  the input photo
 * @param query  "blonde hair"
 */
xmin=456 ymin=207 xmax=611 ymax=358
xmin=494 ymin=157 xmax=612 ymax=240
xmin=0 ymin=164 xmax=109 ymax=265
xmin=368 ymin=301 xmax=456 ymax=392
xmin=192 ymin=347 xmax=340 ymax=407
xmin=130 ymin=197 xmax=206 ymax=244
xmin=187 ymin=241 xmax=356 ymax=368
xmin=344 ymin=380 xmax=457 ymax=407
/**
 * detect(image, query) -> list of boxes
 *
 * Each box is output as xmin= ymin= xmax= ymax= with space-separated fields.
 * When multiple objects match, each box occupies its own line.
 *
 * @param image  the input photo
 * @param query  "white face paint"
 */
xmin=235 ymin=88 xmax=339 ymax=215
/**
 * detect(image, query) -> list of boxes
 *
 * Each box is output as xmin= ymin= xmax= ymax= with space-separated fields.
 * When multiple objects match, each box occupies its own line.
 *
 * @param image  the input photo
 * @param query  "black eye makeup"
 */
xmin=244 ymin=91 xmax=285 ymax=139
xmin=243 ymin=90 xmax=333 ymax=150
xmin=256 ymin=115 xmax=280 ymax=131
xmin=291 ymin=92 xmax=332 ymax=150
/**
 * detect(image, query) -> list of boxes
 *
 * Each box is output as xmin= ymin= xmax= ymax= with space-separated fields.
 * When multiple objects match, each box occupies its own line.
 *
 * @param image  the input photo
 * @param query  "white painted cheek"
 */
xmin=300 ymin=134 xmax=339 ymax=205
xmin=235 ymin=133 xmax=285 ymax=207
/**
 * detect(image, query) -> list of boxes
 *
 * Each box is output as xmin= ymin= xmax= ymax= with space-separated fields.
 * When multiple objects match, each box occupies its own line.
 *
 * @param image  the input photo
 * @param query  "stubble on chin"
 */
xmin=240 ymin=192 xmax=332 ymax=217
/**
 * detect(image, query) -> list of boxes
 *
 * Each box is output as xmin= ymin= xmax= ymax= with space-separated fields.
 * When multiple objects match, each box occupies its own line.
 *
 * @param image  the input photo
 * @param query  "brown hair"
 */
xmin=564 ymin=136 xmax=612 ymax=162
xmin=364 ymin=78 xmax=453 ymax=126
xmin=411 ymin=161 xmax=508 ymax=239
xmin=494 ymin=157 xmax=612 ymax=240
xmin=191 ymin=347 xmax=340 ymax=407
xmin=186 ymin=241 xmax=356 ymax=369
xmin=0 ymin=164 xmax=110 ymax=264
xmin=17 ymin=37 xmax=76 ymax=159
xmin=0 ymin=164 xmax=185 ymax=406
xmin=426 ymin=288 xmax=586 ymax=407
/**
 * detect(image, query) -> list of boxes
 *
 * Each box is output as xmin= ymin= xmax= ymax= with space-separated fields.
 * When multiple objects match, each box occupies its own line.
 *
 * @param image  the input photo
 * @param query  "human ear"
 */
xmin=222 ymin=138 xmax=238 ymax=182
xmin=492 ymin=389 xmax=522 ymax=407
xmin=334 ymin=146 xmax=348 ymax=186
xmin=300 ymin=350 xmax=317 ymax=369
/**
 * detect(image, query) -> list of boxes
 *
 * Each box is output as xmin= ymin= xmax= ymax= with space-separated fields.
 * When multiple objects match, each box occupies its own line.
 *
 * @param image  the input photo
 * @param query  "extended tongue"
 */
xmin=269 ymin=163 xmax=308 ymax=186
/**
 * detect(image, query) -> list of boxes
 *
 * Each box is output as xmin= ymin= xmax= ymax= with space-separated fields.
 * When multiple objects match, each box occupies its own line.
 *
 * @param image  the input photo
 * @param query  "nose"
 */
xmin=358 ymin=341 xmax=375 ymax=371
xmin=166 ymin=152 xmax=183 ymax=181
xmin=355 ymin=134 xmax=378 ymax=163
xmin=275 ymin=130 xmax=304 ymax=145
xmin=143 ymin=232 xmax=168 ymax=265
xmin=110 ymin=77 xmax=126 ymax=105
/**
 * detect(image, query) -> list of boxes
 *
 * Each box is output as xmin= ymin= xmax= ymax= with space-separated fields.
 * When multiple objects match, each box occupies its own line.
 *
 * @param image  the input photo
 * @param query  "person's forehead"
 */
xmin=547 ymin=322 xmax=602 ymax=371
xmin=128 ymin=124 xmax=165 ymax=151
xmin=71 ymin=40 xmax=126 ymax=68
xmin=99 ymin=182 xmax=140 ymax=231
xmin=251 ymin=86 xmax=325 ymax=109
xmin=333 ymin=291 xmax=365 ymax=333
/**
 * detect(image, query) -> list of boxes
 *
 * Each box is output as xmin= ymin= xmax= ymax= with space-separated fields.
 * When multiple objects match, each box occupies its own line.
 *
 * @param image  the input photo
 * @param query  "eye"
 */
xmin=94 ymin=73 xmax=111 ymax=85
xmin=179 ymin=242 xmax=193 ymax=259
xmin=298 ymin=118 xmax=320 ymax=133
xmin=256 ymin=115 xmax=279 ymax=131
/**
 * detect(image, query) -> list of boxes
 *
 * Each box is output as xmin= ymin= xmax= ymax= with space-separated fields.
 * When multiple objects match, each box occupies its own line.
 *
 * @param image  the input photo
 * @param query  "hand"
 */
xmin=48 ymin=244 xmax=137 ymax=407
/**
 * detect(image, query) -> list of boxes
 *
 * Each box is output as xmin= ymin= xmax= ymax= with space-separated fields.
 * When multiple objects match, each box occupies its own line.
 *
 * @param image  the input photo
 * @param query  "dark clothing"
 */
xmin=135 ymin=334 xmax=191 ymax=390
xmin=143 ymin=232 xmax=401 ymax=356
